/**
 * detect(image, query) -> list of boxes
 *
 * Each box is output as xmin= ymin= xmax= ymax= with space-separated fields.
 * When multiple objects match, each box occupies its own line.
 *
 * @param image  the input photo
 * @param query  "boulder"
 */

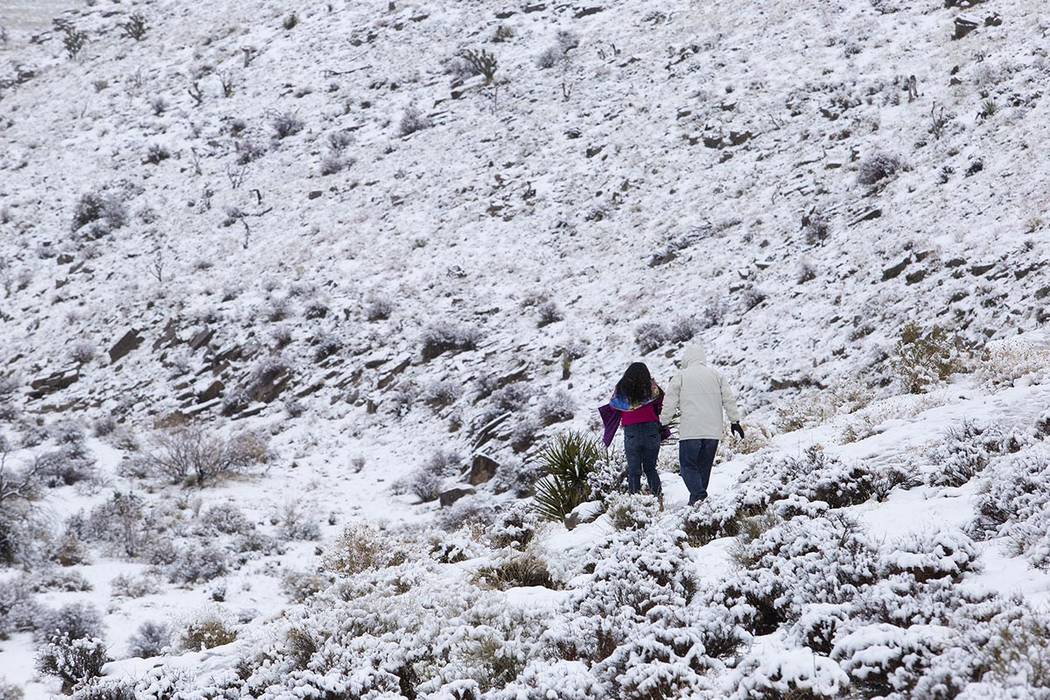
xmin=197 ymin=380 xmax=224 ymax=403
xmin=565 ymin=501 xmax=603 ymax=530
xmin=954 ymin=15 xmax=979 ymax=40
xmin=109 ymin=328 xmax=143 ymax=363
xmin=28 ymin=367 xmax=79 ymax=398
xmin=467 ymin=454 xmax=499 ymax=485
xmin=188 ymin=327 xmax=214 ymax=351
xmin=152 ymin=318 xmax=179 ymax=350
xmin=439 ymin=487 xmax=475 ymax=507
xmin=881 ymin=257 xmax=911 ymax=281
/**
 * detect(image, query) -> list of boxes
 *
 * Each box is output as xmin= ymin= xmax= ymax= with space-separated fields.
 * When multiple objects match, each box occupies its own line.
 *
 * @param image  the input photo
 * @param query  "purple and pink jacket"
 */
xmin=599 ymin=387 xmax=672 ymax=447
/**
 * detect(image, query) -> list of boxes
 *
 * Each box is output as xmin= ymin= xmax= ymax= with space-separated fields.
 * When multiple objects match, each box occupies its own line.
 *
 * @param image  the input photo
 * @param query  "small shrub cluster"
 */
xmin=420 ymin=322 xmax=480 ymax=360
xmin=605 ymin=493 xmax=660 ymax=531
xmin=895 ymin=322 xmax=969 ymax=394
xmin=857 ymin=151 xmax=904 ymax=185
xmin=146 ymin=427 xmax=268 ymax=486
xmin=323 ymin=523 xmax=409 ymax=577
xmin=71 ymin=191 xmax=127 ymax=238
xmin=399 ymin=103 xmax=433 ymax=136
xmin=126 ymin=621 xmax=171 ymax=658
xmin=181 ymin=612 xmax=236 ymax=650
xmin=473 ymin=551 xmax=554 ymax=590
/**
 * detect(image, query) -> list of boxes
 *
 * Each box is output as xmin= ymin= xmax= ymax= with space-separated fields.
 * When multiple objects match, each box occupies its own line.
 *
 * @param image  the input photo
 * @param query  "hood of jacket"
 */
xmin=683 ymin=344 xmax=707 ymax=368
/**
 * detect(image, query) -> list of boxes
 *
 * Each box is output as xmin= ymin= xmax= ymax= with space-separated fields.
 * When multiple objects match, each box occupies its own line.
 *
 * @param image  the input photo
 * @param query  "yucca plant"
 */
xmin=532 ymin=432 xmax=602 ymax=522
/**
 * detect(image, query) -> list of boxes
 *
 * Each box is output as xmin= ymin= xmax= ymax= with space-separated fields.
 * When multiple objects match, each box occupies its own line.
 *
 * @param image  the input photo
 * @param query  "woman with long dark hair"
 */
xmin=602 ymin=362 xmax=665 ymax=506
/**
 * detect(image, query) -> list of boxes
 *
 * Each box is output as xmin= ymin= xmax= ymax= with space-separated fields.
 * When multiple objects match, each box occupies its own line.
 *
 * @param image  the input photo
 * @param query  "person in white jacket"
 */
xmin=661 ymin=344 xmax=744 ymax=505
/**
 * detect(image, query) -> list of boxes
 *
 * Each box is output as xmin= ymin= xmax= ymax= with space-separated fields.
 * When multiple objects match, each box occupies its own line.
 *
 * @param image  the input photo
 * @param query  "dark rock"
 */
xmin=188 ymin=328 xmax=215 ymax=351
xmin=850 ymin=208 xmax=882 ymax=226
xmin=882 ymin=257 xmax=911 ymax=281
xmin=57 ymin=254 xmax=75 ymax=265
xmin=984 ymin=13 xmax=1001 ymax=26
xmin=109 ymin=328 xmax=144 ymax=363
xmin=377 ymin=358 xmax=411 ymax=390
xmin=728 ymin=130 xmax=753 ymax=146
xmin=702 ymin=134 xmax=723 ymax=149
xmin=1035 ymin=286 xmax=1049 ymax=300
xmin=28 ymin=367 xmax=79 ymax=398
xmin=467 ymin=454 xmax=499 ymax=485
xmin=970 ymin=262 xmax=996 ymax=276
xmin=574 ymin=6 xmax=603 ymax=18
xmin=308 ymin=190 xmax=322 ymax=200
xmin=472 ymin=412 xmax=511 ymax=451
xmin=523 ymin=3 xmax=546 ymax=12
xmin=439 ymin=487 xmax=475 ymax=507
xmin=945 ymin=257 xmax=967 ymax=268
xmin=954 ymin=16 xmax=979 ymax=40
xmin=197 ymin=380 xmax=224 ymax=403
xmin=905 ymin=269 xmax=928 ymax=285
xmin=153 ymin=318 xmax=179 ymax=350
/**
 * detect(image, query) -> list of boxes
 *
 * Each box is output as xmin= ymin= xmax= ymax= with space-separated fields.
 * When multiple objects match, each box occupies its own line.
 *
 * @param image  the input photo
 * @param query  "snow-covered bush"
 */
xmin=487 ymin=501 xmax=538 ymax=549
xmin=278 ymin=501 xmax=320 ymax=541
xmin=146 ymin=427 xmax=268 ymax=486
xmin=585 ymin=449 xmax=625 ymax=501
xmin=323 ymin=523 xmax=408 ymax=576
xmin=196 ymin=502 xmax=252 ymax=535
xmin=536 ymin=301 xmax=563 ymax=327
xmin=894 ymin=322 xmax=969 ymax=394
xmin=681 ymin=495 xmax=742 ymax=546
xmin=881 ymin=529 xmax=979 ymax=582
xmin=0 ymin=678 xmax=23 ymax=700
xmin=856 ymin=151 xmax=903 ymax=185
xmin=423 ymin=379 xmax=463 ymax=409
xmin=538 ymin=389 xmax=575 ymax=425
xmin=738 ymin=445 xmax=876 ymax=511
xmin=85 ymin=491 xmax=146 ymax=557
xmin=165 ymin=542 xmax=230 ymax=584
xmin=605 ymin=493 xmax=659 ymax=530
xmin=789 ymin=603 xmax=851 ymax=655
xmin=925 ymin=420 xmax=996 ymax=487
xmin=974 ymin=337 xmax=1050 ymax=388
xmin=281 ymin=570 xmax=331 ymax=603
xmin=70 ymin=681 xmax=137 ymax=700
xmin=364 ymin=293 xmax=394 ymax=321
xmin=109 ymin=572 xmax=161 ymax=598
xmin=437 ymin=491 xmax=500 ymax=531
xmin=181 ymin=610 xmax=236 ymax=650
xmin=399 ymin=102 xmax=432 ymax=136
xmin=27 ymin=568 xmax=91 ymax=592
xmin=271 ymin=112 xmax=303 ymax=139
xmin=408 ymin=466 xmax=444 ymax=503
xmin=36 ymin=602 xmax=103 ymax=644
xmin=634 ymin=321 xmax=667 ymax=353
xmin=35 ymin=446 xmax=97 ymax=488
xmin=38 ymin=636 xmax=109 ymax=692
xmin=832 ymin=622 xmax=959 ymax=697
xmin=126 ymin=621 xmax=171 ymax=658
xmin=720 ymin=513 xmax=879 ymax=634
xmin=420 ymin=322 xmax=480 ymax=360
xmin=498 ymin=659 xmax=602 ymax=699
xmin=71 ymin=190 xmax=127 ymax=238
xmin=0 ymin=577 xmax=40 ymax=639
xmin=971 ymin=443 xmax=1050 ymax=539
xmin=729 ymin=646 xmax=849 ymax=699
xmin=474 ymin=551 xmax=554 ymax=590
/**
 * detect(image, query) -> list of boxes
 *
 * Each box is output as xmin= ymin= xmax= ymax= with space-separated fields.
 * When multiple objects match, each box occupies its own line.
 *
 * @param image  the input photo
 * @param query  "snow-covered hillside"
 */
xmin=1 ymin=0 xmax=1048 ymax=697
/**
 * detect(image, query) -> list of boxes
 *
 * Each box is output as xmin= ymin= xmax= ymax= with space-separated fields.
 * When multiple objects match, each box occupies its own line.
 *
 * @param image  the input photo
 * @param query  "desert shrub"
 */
xmin=789 ymin=603 xmax=851 ymax=656
xmin=69 ymin=341 xmax=97 ymax=364
xmin=279 ymin=501 xmax=321 ymax=541
xmin=667 ymin=316 xmax=701 ymax=344
xmin=38 ymin=636 xmax=108 ymax=692
xmin=53 ymin=528 xmax=90 ymax=566
xmin=420 ymin=322 xmax=480 ymax=360
xmin=533 ymin=432 xmax=602 ymax=521
xmin=585 ymin=450 xmax=626 ymax=500
xmin=196 ymin=502 xmax=252 ymax=536
xmin=488 ymin=382 xmax=532 ymax=415
xmin=85 ymin=491 xmax=146 ymax=557
xmin=272 ymin=112 xmax=304 ymax=139
xmin=881 ymin=529 xmax=978 ymax=582
xmin=473 ymin=551 xmax=553 ymax=590
xmin=181 ymin=612 xmax=236 ymax=650
xmin=605 ymin=493 xmax=660 ymax=530
xmin=399 ymin=103 xmax=433 ymax=136
xmin=35 ymin=446 xmax=96 ymax=488
xmin=71 ymin=681 xmax=138 ymax=700
xmin=460 ymin=48 xmax=498 ymax=82
xmin=509 ymin=417 xmax=539 ymax=453
xmin=126 ymin=621 xmax=171 ymax=658
xmin=871 ymin=463 xmax=922 ymax=500
xmin=536 ymin=30 xmax=577 ymax=69
xmin=0 ymin=679 xmax=23 ymax=700
xmin=857 ymin=151 xmax=904 ymax=185
xmin=0 ymin=577 xmax=41 ymax=639
xmin=802 ymin=207 xmax=831 ymax=245
xmin=487 ymin=501 xmax=537 ymax=549
xmin=681 ymin=495 xmax=742 ymax=546
xmin=109 ymin=573 xmax=161 ymax=598
xmin=323 ymin=523 xmax=407 ymax=576
xmin=925 ymin=420 xmax=995 ymax=487
xmin=423 ymin=379 xmax=463 ymax=409
xmin=436 ymin=492 xmax=500 ymax=531
xmin=537 ymin=389 xmax=575 ymax=425
xmin=120 ymin=12 xmax=148 ymax=40
xmin=144 ymin=144 xmax=170 ymax=164
xmin=149 ymin=96 xmax=168 ymax=115
xmin=970 ymin=443 xmax=1050 ymax=539
xmin=739 ymin=445 xmax=877 ymax=511
xmin=974 ymin=337 xmax=1050 ymax=388
xmin=281 ymin=570 xmax=330 ymax=603
xmin=165 ymin=543 xmax=229 ymax=584
xmin=71 ymin=191 xmax=127 ymax=238
xmin=895 ymin=322 xmax=969 ymax=393
xmin=634 ymin=321 xmax=667 ymax=353
xmin=319 ymin=154 xmax=346 ymax=175
xmin=408 ymin=467 xmax=444 ymax=503
xmin=92 ymin=415 xmax=117 ymax=437
xmin=729 ymin=645 xmax=850 ymax=699
xmin=832 ymin=622 xmax=958 ymax=697
xmin=147 ymin=427 xmax=267 ymax=486
xmin=536 ymin=301 xmax=563 ymax=327
xmin=62 ymin=25 xmax=88 ymax=60
xmin=365 ymin=294 xmax=394 ymax=321
xmin=235 ymin=139 xmax=266 ymax=164
xmin=36 ymin=602 xmax=103 ymax=644
xmin=975 ymin=610 xmax=1050 ymax=691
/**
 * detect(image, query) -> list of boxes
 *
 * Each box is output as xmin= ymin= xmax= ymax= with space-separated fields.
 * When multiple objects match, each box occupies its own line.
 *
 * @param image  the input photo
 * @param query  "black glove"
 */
xmin=731 ymin=422 xmax=745 ymax=440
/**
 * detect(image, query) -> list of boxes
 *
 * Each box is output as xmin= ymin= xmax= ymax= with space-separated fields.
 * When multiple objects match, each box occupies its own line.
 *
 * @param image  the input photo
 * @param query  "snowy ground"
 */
xmin=1 ymin=0 xmax=1049 ymax=697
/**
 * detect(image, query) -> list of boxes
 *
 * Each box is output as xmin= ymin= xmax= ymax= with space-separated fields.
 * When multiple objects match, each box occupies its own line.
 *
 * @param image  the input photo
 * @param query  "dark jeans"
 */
xmin=680 ymin=439 xmax=719 ymax=505
xmin=623 ymin=422 xmax=662 ymax=496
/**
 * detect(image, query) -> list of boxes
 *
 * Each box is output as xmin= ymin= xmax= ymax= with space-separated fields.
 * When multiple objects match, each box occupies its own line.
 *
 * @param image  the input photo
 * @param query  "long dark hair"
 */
xmin=616 ymin=362 xmax=652 ymax=405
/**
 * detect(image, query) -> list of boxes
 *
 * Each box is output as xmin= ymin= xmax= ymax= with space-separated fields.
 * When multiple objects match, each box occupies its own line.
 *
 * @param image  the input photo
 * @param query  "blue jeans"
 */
xmin=680 ymin=439 xmax=719 ymax=505
xmin=623 ymin=422 xmax=662 ymax=496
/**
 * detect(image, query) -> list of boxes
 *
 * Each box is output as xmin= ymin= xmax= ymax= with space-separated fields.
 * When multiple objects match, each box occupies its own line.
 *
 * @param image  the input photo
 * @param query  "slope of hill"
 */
xmin=0 ymin=0 xmax=1048 ymax=697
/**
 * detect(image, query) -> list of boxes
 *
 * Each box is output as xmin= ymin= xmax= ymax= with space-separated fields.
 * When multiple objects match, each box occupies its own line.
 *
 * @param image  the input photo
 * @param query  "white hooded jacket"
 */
xmin=662 ymin=345 xmax=742 ymax=440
